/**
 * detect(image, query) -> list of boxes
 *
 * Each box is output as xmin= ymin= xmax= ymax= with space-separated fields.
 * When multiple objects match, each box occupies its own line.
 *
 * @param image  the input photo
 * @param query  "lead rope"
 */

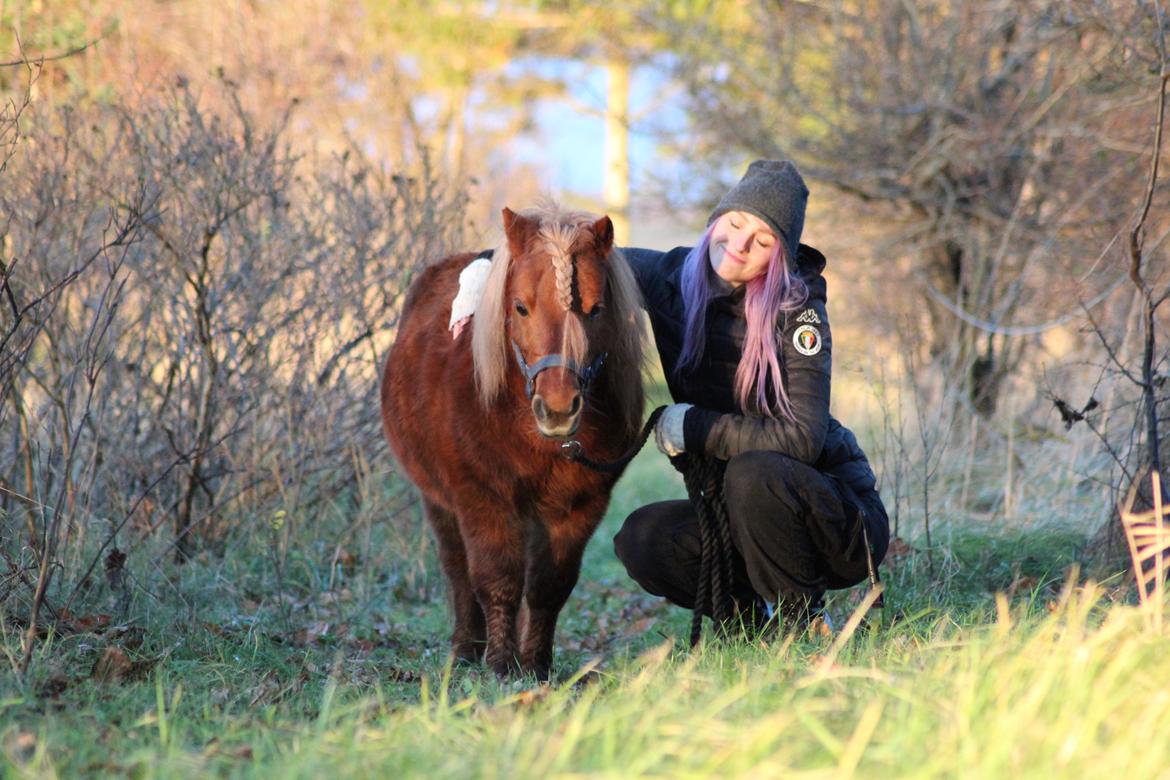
xmin=559 ymin=405 xmax=666 ymax=473
xmin=563 ymin=407 xmax=736 ymax=647
xmin=676 ymin=454 xmax=735 ymax=647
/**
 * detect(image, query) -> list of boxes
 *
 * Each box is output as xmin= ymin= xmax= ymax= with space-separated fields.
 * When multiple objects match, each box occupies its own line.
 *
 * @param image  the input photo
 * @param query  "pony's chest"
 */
xmin=511 ymin=459 xmax=612 ymax=513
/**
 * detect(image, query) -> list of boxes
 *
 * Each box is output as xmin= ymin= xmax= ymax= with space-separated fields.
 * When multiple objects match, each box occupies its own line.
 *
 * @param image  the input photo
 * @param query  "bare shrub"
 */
xmin=0 ymin=80 xmax=466 ymax=666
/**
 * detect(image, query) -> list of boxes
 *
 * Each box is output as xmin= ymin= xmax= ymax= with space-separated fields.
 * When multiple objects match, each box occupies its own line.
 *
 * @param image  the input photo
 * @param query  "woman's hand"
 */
xmin=655 ymin=403 xmax=693 ymax=457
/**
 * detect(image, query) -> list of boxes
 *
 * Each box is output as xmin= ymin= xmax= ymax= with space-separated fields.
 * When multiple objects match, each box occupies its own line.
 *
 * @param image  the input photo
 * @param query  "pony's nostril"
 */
xmin=532 ymin=396 xmax=547 ymax=419
xmin=569 ymin=395 xmax=582 ymax=417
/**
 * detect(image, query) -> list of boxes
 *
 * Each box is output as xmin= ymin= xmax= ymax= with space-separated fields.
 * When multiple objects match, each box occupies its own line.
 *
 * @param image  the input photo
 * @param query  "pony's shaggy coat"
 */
xmin=381 ymin=203 xmax=645 ymax=678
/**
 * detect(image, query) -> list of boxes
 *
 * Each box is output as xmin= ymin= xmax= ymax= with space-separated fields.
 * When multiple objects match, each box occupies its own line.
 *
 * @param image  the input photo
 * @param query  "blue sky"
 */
xmin=504 ymin=57 xmax=687 ymax=199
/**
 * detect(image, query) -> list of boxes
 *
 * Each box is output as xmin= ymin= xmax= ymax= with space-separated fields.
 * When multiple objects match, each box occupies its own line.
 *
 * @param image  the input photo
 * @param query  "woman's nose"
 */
xmin=737 ymin=231 xmax=754 ymax=252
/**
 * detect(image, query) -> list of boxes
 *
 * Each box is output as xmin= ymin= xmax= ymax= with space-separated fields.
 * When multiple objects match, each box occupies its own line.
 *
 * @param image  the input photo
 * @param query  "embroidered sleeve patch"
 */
xmin=795 ymin=308 xmax=821 ymax=324
xmin=793 ymin=324 xmax=822 ymax=356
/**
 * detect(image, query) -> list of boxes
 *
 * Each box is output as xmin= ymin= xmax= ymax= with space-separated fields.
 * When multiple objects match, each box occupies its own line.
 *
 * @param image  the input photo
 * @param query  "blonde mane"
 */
xmin=470 ymin=202 xmax=646 ymax=435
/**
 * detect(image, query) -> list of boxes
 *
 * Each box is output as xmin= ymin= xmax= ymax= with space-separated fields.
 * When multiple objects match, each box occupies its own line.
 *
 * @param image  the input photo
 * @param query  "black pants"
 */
xmin=613 ymin=451 xmax=888 ymax=611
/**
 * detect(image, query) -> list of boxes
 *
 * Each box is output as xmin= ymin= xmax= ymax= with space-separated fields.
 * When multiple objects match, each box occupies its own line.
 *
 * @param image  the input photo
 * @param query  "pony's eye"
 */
xmin=588 ymin=303 xmax=604 ymax=320
xmin=514 ymin=300 xmax=529 ymax=317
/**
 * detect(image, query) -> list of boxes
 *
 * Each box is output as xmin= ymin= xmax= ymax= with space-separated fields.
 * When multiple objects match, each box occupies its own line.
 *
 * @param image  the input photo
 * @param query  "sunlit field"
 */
xmin=4 ymin=378 xmax=1167 ymax=777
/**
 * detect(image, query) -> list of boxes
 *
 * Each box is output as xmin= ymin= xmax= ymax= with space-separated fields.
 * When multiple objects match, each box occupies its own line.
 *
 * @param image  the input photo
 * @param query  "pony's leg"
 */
xmin=423 ymin=499 xmax=486 ymax=664
xmin=520 ymin=500 xmax=607 ymax=681
xmin=461 ymin=504 xmax=526 ymax=678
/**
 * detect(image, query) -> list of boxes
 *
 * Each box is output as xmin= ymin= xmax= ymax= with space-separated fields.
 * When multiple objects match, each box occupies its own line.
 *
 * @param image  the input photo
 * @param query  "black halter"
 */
xmin=510 ymin=340 xmax=606 ymax=400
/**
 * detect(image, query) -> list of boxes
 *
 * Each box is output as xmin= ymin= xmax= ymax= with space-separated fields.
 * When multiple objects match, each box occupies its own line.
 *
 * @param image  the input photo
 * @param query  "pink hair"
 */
xmin=676 ymin=223 xmax=808 ymax=420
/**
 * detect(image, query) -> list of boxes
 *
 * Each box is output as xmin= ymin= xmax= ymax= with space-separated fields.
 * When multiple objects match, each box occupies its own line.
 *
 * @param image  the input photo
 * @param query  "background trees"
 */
xmin=647 ymin=0 xmax=1167 ymax=422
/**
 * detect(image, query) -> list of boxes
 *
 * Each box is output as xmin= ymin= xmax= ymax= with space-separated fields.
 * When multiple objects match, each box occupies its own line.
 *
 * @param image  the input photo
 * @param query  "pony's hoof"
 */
xmin=452 ymin=641 xmax=485 ymax=667
xmin=487 ymin=654 xmax=521 ymax=679
xmin=453 ymin=653 xmax=481 ymax=669
xmin=522 ymin=663 xmax=552 ymax=684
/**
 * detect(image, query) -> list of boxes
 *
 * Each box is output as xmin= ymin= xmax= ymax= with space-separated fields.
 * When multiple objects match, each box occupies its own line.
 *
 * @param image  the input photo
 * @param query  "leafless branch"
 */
xmin=0 ymin=31 xmax=109 ymax=68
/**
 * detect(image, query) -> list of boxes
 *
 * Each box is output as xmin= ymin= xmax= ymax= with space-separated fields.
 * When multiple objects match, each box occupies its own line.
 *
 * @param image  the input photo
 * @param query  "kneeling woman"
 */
xmin=614 ymin=160 xmax=889 ymax=632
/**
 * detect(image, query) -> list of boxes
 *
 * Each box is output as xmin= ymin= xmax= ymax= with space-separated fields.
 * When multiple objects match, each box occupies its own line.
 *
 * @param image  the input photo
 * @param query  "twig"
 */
xmin=1127 ymin=1 xmax=1169 ymax=475
xmin=914 ymin=268 xmax=1129 ymax=337
xmin=0 ymin=31 xmax=109 ymax=68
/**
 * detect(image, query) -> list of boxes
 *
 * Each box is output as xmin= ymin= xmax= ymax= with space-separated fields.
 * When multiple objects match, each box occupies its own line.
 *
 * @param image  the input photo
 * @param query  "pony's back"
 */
xmin=380 ymin=252 xmax=483 ymax=506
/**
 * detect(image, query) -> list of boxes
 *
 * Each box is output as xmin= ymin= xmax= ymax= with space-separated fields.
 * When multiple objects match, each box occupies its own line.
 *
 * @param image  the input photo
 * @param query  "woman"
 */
xmin=613 ymin=159 xmax=889 ymax=632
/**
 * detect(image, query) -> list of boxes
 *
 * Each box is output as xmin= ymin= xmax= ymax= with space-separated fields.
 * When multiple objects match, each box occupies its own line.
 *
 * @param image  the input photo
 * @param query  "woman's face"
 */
xmin=708 ymin=211 xmax=779 ymax=287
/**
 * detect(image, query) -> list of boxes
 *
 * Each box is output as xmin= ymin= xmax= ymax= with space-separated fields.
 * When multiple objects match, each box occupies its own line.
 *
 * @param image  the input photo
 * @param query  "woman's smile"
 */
xmin=708 ymin=210 xmax=780 ymax=286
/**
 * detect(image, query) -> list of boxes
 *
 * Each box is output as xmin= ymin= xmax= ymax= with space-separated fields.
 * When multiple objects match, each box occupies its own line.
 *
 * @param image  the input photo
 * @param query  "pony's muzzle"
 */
xmin=532 ymin=389 xmax=582 ymax=439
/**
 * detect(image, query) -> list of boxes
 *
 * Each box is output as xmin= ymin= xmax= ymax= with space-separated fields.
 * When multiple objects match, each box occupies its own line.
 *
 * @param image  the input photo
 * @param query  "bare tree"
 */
xmin=1071 ymin=0 xmax=1170 ymax=572
xmin=647 ymin=0 xmax=1162 ymax=419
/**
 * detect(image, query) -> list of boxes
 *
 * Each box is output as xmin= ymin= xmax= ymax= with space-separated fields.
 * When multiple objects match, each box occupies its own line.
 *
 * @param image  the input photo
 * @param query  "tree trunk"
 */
xmin=603 ymin=58 xmax=630 ymax=245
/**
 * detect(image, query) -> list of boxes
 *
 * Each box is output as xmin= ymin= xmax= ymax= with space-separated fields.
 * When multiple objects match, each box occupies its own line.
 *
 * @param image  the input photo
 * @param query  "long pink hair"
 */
xmin=676 ymin=223 xmax=809 ymax=420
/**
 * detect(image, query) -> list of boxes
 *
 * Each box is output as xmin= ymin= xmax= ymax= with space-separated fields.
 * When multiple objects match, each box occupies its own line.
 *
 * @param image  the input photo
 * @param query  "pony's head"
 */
xmin=471 ymin=202 xmax=644 ymax=439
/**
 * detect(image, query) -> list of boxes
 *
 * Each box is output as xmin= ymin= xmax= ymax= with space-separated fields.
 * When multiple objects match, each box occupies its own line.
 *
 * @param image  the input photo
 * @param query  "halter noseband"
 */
xmin=511 ymin=340 xmax=606 ymax=400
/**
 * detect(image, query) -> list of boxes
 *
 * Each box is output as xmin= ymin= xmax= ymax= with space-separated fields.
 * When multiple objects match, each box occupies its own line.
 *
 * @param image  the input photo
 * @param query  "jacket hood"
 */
xmin=794 ymin=243 xmax=826 ymax=278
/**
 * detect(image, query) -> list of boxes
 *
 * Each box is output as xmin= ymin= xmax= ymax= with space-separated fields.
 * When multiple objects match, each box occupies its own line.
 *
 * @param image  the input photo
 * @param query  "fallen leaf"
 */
xmin=248 ymin=672 xmax=282 ymax=707
xmin=110 ymin=624 xmax=146 ymax=649
xmin=91 ymin=647 xmax=133 ymax=684
xmin=512 ymin=685 xmax=551 ymax=708
xmin=37 ymin=676 xmax=71 ymax=699
xmin=1009 ymin=575 xmax=1039 ymax=595
xmin=7 ymin=732 xmax=37 ymax=762
xmin=90 ymin=646 xmax=156 ymax=684
xmin=384 ymin=667 xmax=419 ymax=683
xmin=621 ymin=617 xmax=657 ymax=638
xmin=888 ymin=537 xmax=915 ymax=558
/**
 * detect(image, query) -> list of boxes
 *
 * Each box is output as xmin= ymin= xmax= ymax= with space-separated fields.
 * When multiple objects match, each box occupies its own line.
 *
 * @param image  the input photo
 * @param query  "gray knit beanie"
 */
xmin=708 ymin=160 xmax=809 ymax=264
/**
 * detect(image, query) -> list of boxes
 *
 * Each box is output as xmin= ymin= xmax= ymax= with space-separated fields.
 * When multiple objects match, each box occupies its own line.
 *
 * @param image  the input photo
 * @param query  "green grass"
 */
xmin=3 ymin=436 xmax=1166 ymax=778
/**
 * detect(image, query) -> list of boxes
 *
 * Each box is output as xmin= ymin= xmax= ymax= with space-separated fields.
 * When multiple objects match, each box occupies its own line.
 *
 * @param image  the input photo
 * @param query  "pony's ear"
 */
xmin=592 ymin=215 xmax=614 ymax=253
xmin=502 ymin=207 xmax=536 ymax=258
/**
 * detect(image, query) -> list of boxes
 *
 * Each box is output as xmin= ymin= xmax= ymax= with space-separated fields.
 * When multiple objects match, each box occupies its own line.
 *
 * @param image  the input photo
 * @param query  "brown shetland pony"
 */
xmin=380 ymin=203 xmax=645 ymax=679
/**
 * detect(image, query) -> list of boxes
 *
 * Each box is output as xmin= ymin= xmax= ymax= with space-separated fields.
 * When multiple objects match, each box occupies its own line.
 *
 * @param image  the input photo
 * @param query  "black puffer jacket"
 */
xmin=623 ymin=244 xmax=881 ymax=511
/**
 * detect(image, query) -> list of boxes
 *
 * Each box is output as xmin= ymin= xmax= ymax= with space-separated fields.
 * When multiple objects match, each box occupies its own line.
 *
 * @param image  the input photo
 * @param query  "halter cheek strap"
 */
xmin=511 ymin=340 xmax=606 ymax=400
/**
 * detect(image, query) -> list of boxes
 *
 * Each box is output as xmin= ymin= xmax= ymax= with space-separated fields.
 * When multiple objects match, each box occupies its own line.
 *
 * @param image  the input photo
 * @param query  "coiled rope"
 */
xmin=674 ymin=453 xmax=735 ymax=647
xmin=563 ymin=406 xmax=736 ymax=648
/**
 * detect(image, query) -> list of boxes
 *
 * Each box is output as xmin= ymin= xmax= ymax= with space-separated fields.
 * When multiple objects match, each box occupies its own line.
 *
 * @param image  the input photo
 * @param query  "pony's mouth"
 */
xmin=536 ymin=415 xmax=581 ymax=440
xmin=532 ymin=391 xmax=583 ymax=440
